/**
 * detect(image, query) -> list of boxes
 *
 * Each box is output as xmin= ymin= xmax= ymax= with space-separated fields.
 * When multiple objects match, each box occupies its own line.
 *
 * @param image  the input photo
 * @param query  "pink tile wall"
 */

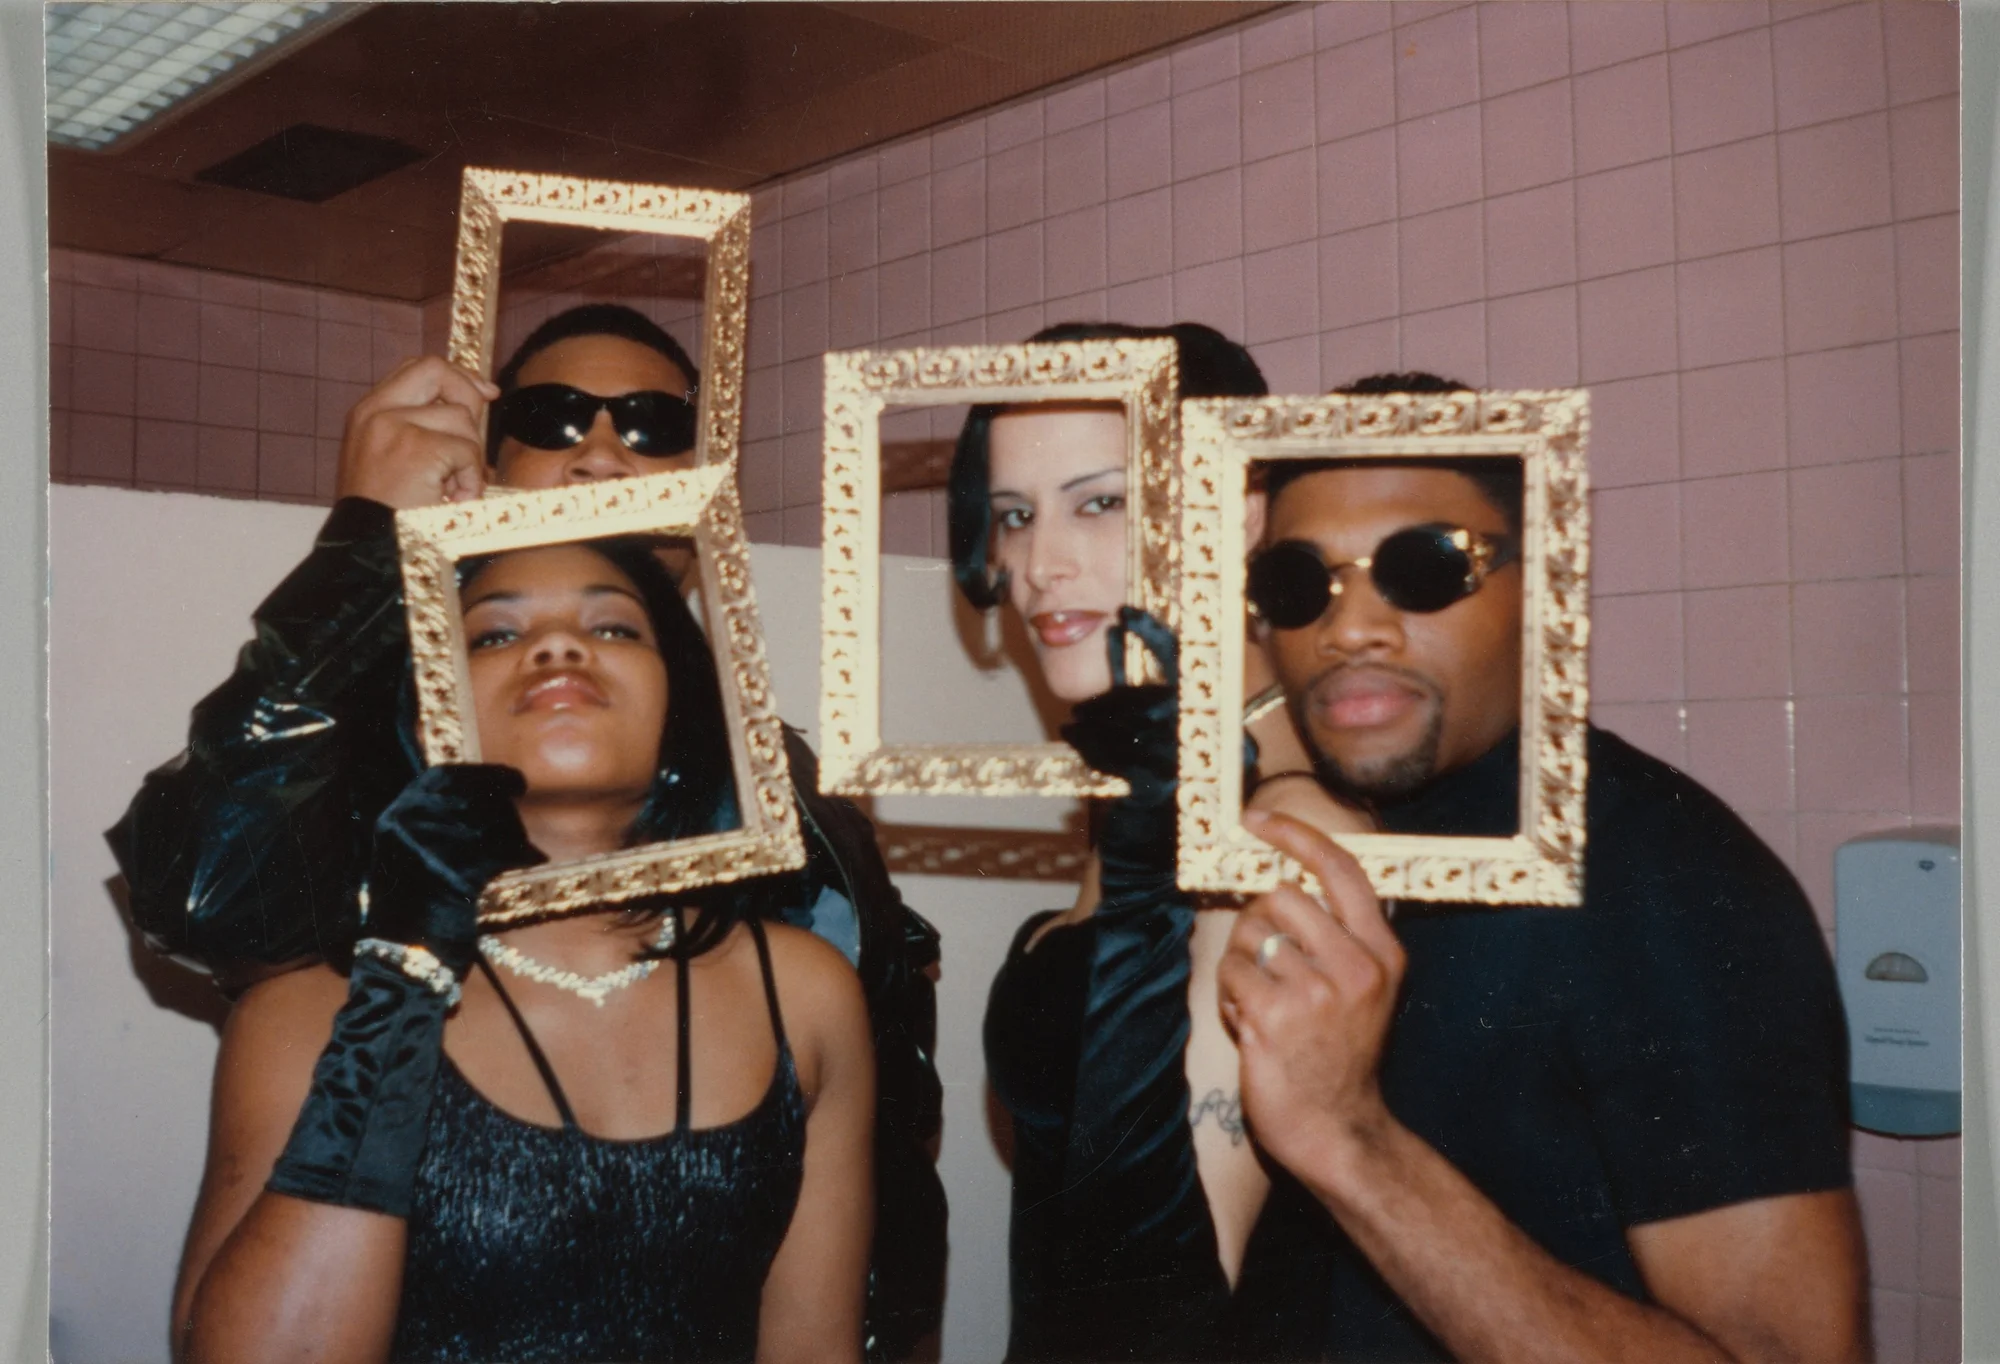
xmin=730 ymin=3 xmax=1963 ymax=1346
xmin=52 ymin=249 xmax=423 ymax=504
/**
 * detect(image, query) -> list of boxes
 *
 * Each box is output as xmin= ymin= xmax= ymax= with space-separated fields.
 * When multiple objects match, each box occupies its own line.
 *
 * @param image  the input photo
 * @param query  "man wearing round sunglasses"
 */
xmin=1215 ymin=374 xmax=1862 ymax=1362
xmin=109 ymin=303 xmax=949 ymax=1361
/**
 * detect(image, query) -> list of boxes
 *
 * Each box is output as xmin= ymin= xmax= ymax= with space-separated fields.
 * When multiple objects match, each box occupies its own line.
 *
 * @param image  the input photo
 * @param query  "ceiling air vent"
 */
xmin=194 ymin=123 xmax=424 ymax=202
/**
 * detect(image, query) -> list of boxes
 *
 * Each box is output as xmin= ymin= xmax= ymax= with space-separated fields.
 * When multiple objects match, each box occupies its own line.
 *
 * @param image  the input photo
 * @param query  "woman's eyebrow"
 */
xmin=1059 ymin=466 xmax=1125 ymax=493
xmin=461 ymin=587 xmax=521 ymax=611
xmin=583 ymin=584 xmax=646 ymax=605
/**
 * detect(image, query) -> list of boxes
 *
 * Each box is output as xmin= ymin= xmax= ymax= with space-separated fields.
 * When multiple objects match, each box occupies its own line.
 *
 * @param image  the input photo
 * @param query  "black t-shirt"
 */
xmin=1229 ymin=727 xmax=1853 ymax=1362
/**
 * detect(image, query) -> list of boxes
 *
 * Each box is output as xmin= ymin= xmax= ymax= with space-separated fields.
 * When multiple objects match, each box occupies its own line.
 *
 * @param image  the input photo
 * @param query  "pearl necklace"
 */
xmin=478 ymin=916 xmax=677 ymax=1009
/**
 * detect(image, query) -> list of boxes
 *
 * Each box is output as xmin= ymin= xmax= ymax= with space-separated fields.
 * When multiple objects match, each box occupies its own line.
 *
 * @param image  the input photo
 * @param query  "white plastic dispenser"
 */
xmin=1834 ymin=829 xmax=1960 ymax=1137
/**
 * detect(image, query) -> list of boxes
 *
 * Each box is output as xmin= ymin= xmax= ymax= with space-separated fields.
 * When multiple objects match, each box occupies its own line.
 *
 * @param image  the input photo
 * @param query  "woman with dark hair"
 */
xmin=172 ymin=538 xmax=875 ymax=1364
xmin=114 ymin=303 xmax=949 ymax=1360
xmin=959 ymin=323 xmax=1368 ymax=1360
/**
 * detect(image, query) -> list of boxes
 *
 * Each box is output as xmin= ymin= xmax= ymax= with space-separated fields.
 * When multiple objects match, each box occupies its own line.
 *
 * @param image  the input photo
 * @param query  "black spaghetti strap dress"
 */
xmin=389 ymin=918 xmax=808 ymax=1363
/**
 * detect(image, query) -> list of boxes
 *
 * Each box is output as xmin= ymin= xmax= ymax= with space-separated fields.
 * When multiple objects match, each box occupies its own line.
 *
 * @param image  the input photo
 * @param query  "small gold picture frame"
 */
xmin=818 ymin=338 xmax=1181 ymax=797
xmin=1177 ymin=390 xmax=1590 ymax=907
xmin=447 ymin=166 xmax=751 ymax=469
xmin=395 ymin=469 xmax=806 ymax=926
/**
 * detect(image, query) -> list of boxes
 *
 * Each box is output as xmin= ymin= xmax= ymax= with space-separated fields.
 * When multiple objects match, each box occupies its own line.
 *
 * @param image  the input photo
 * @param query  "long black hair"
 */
xmin=486 ymin=303 xmax=703 ymax=466
xmin=457 ymin=535 xmax=753 ymax=956
xmin=946 ymin=321 xmax=1269 ymax=609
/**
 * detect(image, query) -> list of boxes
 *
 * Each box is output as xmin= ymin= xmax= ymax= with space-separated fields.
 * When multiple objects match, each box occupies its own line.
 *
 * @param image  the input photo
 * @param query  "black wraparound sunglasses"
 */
xmin=1247 ymin=524 xmax=1518 ymax=629
xmin=491 ymin=383 xmax=700 ymax=458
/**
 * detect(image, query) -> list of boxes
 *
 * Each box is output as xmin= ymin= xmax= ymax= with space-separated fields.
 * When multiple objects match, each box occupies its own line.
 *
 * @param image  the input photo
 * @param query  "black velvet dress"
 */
xmin=389 ymin=919 xmax=807 ymax=1363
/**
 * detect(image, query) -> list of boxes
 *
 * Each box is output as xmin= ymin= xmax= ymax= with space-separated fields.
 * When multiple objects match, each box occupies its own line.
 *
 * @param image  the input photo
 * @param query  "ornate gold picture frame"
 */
xmin=446 ymin=166 xmax=751 ymax=469
xmin=818 ymin=338 xmax=1181 ymax=797
xmin=1177 ymin=390 xmax=1590 ymax=907
xmin=395 ymin=469 xmax=805 ymax=925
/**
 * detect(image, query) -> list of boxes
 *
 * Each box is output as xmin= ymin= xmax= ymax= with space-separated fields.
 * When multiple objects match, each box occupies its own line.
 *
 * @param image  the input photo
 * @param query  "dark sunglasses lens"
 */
xmin=1248 ymin=541 xmax=1333 ymax=630
xmin=614 ymin=393 xmax=698 ymax=456
xmin=496 ymin=386 xmax=594 ymax=450
xmin=1372 ymin=527 xmax=1475 ymax=613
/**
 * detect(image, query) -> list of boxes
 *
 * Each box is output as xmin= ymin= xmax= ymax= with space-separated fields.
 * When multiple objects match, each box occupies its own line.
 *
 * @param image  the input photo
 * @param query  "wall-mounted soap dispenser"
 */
xmin=1834 ymin=829 xmax=1960 ymax=1137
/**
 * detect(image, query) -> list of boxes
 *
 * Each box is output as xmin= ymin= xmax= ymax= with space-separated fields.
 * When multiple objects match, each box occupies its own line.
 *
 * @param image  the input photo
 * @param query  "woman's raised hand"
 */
xmin=336 ymin=356 xmax=499 ymax=510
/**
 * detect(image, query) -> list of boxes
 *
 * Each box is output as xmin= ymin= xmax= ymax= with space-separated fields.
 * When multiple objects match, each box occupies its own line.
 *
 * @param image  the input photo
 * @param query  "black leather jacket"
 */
xmin=106 ymin=497 xmax=947 ymax=1359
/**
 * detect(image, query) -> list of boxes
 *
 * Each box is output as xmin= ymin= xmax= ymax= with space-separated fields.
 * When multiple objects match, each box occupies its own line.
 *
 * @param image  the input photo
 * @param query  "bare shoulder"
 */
xmin=217 ymin=963 xmax=348 ymax=1089
xmin=760 ymin=922 xmax=867 ymax=1013
xmin=757 ymin=923 xmax=871 ymax=1091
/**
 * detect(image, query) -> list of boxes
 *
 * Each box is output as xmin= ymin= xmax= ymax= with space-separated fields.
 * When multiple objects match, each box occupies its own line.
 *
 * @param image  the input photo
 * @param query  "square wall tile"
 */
xmin=1398 ymin=106 xmax=1482 ymax=215
xmin=1322 ymin=318 xmax=1402 ymax=385
xmin=257 ymin=311 xmax=316 ymax=377
xmin=1394 ymin=6 xmax=1480 ymax=118
xmin=1684 ymin=698 xmax=1794 ymax=812
xmin=1773 ymin=2 xmax=1888 ymax=129
xmin=49 ymin=280 xmax=72 ymax=348
xmin=1593 ymin=701 xmax=1688 ymax=767
xmin=878 ymin=179 xmax=931 ymax=262
xmin=1678 ymin=246 xmax=1786 ymax=369
xmin=781 ymin=359 xmax=824 ymax=435
xmin=133 ymin=419 xmax=199 ymax=488
xmin=316 ymin=320 xmax=372 ymax=384
xmin=1787 ymin=343 xmax=1902 ymax=467
xmin=316 ymin=379 xmax=366 ymax=439
xmin=1580 ymin=265 xmax=1678 ymax=381
xmin=987 ymin=225 xmax=1044 ymax=314
xmin=1576 ymin=160 xmax=1673 ymax=279
xmin=750 ymin=221 xmax=784 ymax=297
xmin=198 ymin=364 xmax=258 ymax=429
xmin=1682 ymin=469 xmax=1790 ymax=588
xmin=1590 ymin=373 xmax=1680 ymax=488
xmin=258 ymin=432 xmax=317 ymax=498
xmin=1245 ymin=148 xmax=1319 ymax=250
xmin=1244 ymin=242 xmax=1320 ymax=343
xmin=782 ymin=428 xmax=824 ymax=509
xmin=1915 ymin=1292 xmax=1962 ymax=1364
xmin=1108 ymin=103 xmax=1175 ymax=199
xmin=931 ymin=162 xmax=986 ymax=247
xmin=749 ymin=293 xmax=784 ymax=371
xmin=1792 ymin=577 xmax=1906 ymax=694
xmin=1796 ymin=694 xmax=1909 ymax=813
xmin=1784 ymin=227 xmax=1901 ymax=353
xmin=1243 ymin=7 xmax=1316 ymax=71
xmin=782 ymin=503 xmax=824 ymax=549
xmin=1108 ymin=188 xmax=1175 ymax=284
xmin=1174 ymin=79 xmax=1243 ymax=181
xmin=1107 ymin=55 xmax=1172 ymax=115
xmin=743 ymin=508 xmax=784 ymax=545
xmin=259 ymin=372 xmax=316 ymax=436
xmin=1173 ymin=30 xmax=1241 ymax=92
xmin=199 ymin=302 xmax=260 ymax=370
xmin=1104 ymin=275 xmax=1173 ymax=326
xmin=1790 ymin=457 xmax=1904 ymax=580
xmin=1046 ymin=123 xmax=1108 ymax=217
xmin=1681 ymin=358 xmax=1788 ymax=477
xmin=986 ymin=100 xmax=1044 ymax=154
xmin=71 ymin=349 xmax=134 ymax=415
xmin=931 ymin=118 xmax=986 ymax=170
xmin=1574 ymin=55 xmax=1673 ymax=174
xmin=1594 ymin=482 xmax=1683 ymax=593
xmin=931 ymin=240 xmax=986 ymax=325
xmin=1667 ymin=0 xmax=1769 ymax=47
xmin=1479 ymin=2 xmax=1569 ymax=95
xmin=743 ymin=368 xmax=782 ymax=442
xmin=1903 ymin=449 xmax=1960 ymax=578
xmin=48 ymin=343 xmax=71 ymax=410
xmin=829 ymin=195 xmax=879 ymax=275
xmin=828 ymin=155 xmax=879 ymax=205
xmin=1897 ymin=214 xmax=1959 ymax=336
xmin=1486 ymin=183 xmax=1577 ymax=296
xmin=68 ymin=412 xmax=134 ymax=482
xmin=1591 ymin=590 xmax=1685 ymax=701
xmin=1399 ymin=301 xmax=1487 ymax=384
xmin=1320 ymin=127 xmax=1398 ymax=232
xmin=197 ymin=425 xmax=258 ymax=492
xmin=258 ymin=280 xmax=317 ymax=319
xmin=1317 ymin=33 xmax=1398 ymax=141
xmin=1668 ymin=28 xmax=1776 ymax=152
xmin=1486 ymin=285 xmax=1578 ymax=385
xmin=134 ymin=294 xmax=198 ymax=361
xmin=1174 ymin=260 xmax=1247 ymax=339
xmin=134 ymin=356 xmax=197 ymax=422
xmin=198 ymin=270 xmax=260 ymax=308
xmin=1481 ymin=80 xmax=1574 ymax=195
xmin=1685 ymin=585 xmax=1792 ymax=698
xmin=1890 ymin=97 xmax=1959 ymax=222
xmin=1780 ymin=113 xmax=1894 ymax=240
xmin=1856 ymin=1162 xmax=1922 ymax=1294
xmin=1175 ymin=168 xmax=1245 ymax=269
xmin=1909 ymin=694 xmax=1960 ymax=820
xmin=1046 ymin=205 xmax=1109 ymax=297
xmin=1321 ymin=222 xmax=1400 ymax=327
xmin=1398 ymin=203 xmax=1483 ymax=313
xmin=1569 ymin=1 xmax=1668 ymax=72
xmin=1242 ymin=56 xmax=1319 ymax=163
xmin=1315 ymin=1 xmax=1395 ymax=49
xmin=1047 ymin=78 xmax=1107 ymax=134
xmin=781 ymin=283 xmax=829 ymax=363
xmin=73 ymin=285 xmax=137 ymax=353
xmin=1675 ymin=137 xmax=1782 ymax=260
xmin=1883 ymin=0 xmax=1959 ymax=105
xmin=1905 ymin=573 xmax=1960 ymax=694
xmin=1252 ymin=331 xmax=1321 ymax=392
xmin=877 ymin=256 xmax=932 ymax=338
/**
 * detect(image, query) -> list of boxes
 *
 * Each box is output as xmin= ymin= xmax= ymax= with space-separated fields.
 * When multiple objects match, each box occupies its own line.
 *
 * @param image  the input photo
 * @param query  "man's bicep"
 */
xmin=1628 ymin=1189 xmax=1867 ymax=1364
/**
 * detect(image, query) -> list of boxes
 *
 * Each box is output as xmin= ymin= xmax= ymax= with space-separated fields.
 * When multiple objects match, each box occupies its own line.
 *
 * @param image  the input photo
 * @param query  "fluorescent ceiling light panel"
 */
xmin=47 ymin=3 xmax=341 ymax=151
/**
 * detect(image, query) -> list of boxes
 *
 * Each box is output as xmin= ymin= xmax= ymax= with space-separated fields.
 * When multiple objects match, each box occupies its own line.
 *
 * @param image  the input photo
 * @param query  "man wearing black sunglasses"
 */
xmin=1215 ymin=374 xmax=1863 ymax=1362
xmin=109 ymin=303 xmax=949 ymax=1361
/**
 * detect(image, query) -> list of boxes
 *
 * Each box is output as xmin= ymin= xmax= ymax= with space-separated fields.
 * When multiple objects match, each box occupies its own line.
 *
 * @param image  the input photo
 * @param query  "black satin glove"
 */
xmin=266 ymin=764 xmax=544 ymax=1218
xmin=1060 ymin=607 xmax=1181 ymax=906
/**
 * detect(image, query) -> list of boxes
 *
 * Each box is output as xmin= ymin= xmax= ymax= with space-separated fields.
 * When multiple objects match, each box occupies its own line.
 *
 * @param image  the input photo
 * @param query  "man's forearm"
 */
xmin=1294 ymin=1115 xmax=1730 ymax=1364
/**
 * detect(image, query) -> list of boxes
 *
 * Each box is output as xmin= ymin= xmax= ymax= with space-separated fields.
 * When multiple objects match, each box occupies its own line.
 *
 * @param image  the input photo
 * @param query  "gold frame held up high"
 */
xmin=818 ymin=338 xmax=1181 ymax=797
xmin=395 ymin=469 xmax=805 ymax=926
xmin=1177 ymin=390 xmax=1591 ymax=907
xmin=446 ymin=166 xmax=751 ymax=470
